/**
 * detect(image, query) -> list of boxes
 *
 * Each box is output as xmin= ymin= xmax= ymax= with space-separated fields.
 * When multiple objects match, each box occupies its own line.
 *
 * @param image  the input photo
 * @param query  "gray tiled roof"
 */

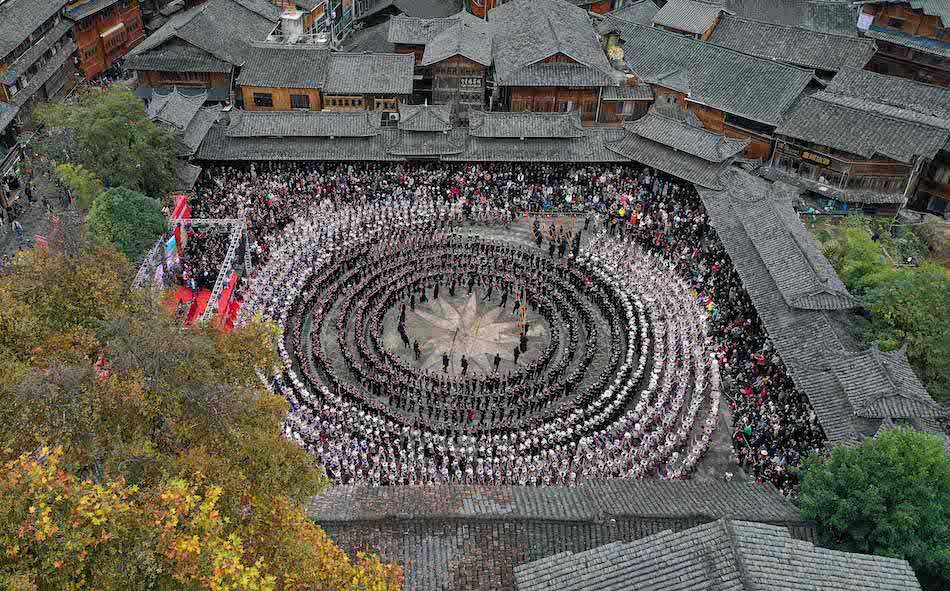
xmin=308 ymin=480 xmax=802 ymax=524
xmin=606 ymin=131 xmax=729 ymax=189
xmin=179 ymin=107 xmax=221 ymax=157
xmin=224 ymin=110 xmax=382 ymax=138
xmin=468 ymin=111 xmax=586 ymax=138
xmin=613 ymin=24 xmax=814 ymax=125
xmin=602 ymin=83 xmax=654 ymax=101
xmin=719 ymin=0 xmax=858 ymax=36
xmin=515 ymin=519 xmax=922 ymax=591
xmin=387 ymin=12 xmax=478 ymax=45
xmin=235 ymin=44 xmax=330 ymax=89
xmin=322 ymin=52 xmax=415 ymax=95
xmin=822 ymin=345 xmax=942 ymax=420
xmin=707 ymin=14 xmax=876 ymax=73
xmin=126 ymin=0 xmax=279 ymax=69
xmin=0 ymin=19 xmax=72 ymax=86
xmin=174 ymin=160 xmax=202 ymax=193
xmin=776 ymin=91 xmax=950 ymax=162
xmin=0 ymin=0 xmax=64 ymax=59
xmin=307 ymin=483 xmax=810 ymax=591
xmin=393 ymin=0 xmax=464 ymax=19
xmin=626 ymin=110 xmax=748 ymax=162
xmin=199 ymin=122 xmax=400 ymax=160
xmin=387 ymin=128 xmax=468 ymax=156
xmin=447 ymin=128 xmax=626 ymax=162
xmin=595 ymin=0 xmax=660 ymax=34
xmin=0 ymin=102 xmax=19 ymax=132
xmin=652 ymin=0 xmax=726 ymax=34
xmin=399 ymin=102 xmax=453 ymax=131
xmin=496 ymin=62 xmax=616 ymax=87
xmin=123 ymin=40 xmax=233 ymax=73
xmin=826 ymin=67 xmax=950 ymax=120
xmin=11 ymin=40 xmax=75 ymax=108
xmin=147 ymin=88 xmax=207 ymax=131
xmin=489 ymin=0 xmax=615 ymax=88
xmin=864 ymin=24 xmax=950 ymax=58
xmin=698 ymin=169 xmax=941 ymax=444
xmin=420 ymin=18 xmax=493 ymax=66
xmin=65 ymin=0 xmax=119 ymax=21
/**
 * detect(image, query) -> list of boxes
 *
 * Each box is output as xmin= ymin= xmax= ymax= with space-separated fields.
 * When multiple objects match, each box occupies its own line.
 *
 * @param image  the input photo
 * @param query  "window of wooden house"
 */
xmin=253 ymin=92 xmax=274 ymax=107
xmin=291 ymin=94 xmax=310 ymax=110
xmin=375 ymin=97 xmax=397 ymax=111
xmin=887 ymin=17 xmax=905 ymax=29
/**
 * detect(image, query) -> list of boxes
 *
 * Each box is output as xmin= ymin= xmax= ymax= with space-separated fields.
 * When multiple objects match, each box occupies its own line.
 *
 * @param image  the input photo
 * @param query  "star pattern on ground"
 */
xmin=413 ymin=294 xmax=522 ymax=373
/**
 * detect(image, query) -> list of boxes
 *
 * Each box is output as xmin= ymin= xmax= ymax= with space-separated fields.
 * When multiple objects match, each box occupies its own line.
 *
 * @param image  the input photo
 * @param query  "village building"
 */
xmin=609 ymin=22 xmax=814 ymax=159
xmin=488 ymin=0 xmax=619 ymax=122
xmin=594 ymin=0 xmax=659 ymax=38
xmin=857 ymin=0 xmax=950 ymax=86
xmin=0 ymin=0 xmax=78 ymax=130
xmin=651 ymin=0 xmax=729 ymax=40
xmin=66 ymin=0 xmax=146 ymax=79
xmin=513 ymin=519 xmax=922 ymax=591
xmin=706 ymin=14 xmax=876 ymax=79
xmin=769 ymin=69 xmax=950 ymax=213
xmin=123 ymin=0 xmax=281 ymax=101
xmin=235 ymin=43 xmax=329 ymax=111
xmin=320 ymin=52 xmax=414 ymax=117
xmin=812 ymin=66 xmax=950 ymax=215
xmin=605 ymin=106 xmax=747 ymax=190
xmin=145 ymin=87 xmax=220 ymax=192
xmin=387 ymin=102 xmax=467 ymax=158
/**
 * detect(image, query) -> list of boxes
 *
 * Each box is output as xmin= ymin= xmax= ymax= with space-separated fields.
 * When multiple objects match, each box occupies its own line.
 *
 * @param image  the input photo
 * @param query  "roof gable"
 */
xmin=822 ymin=345 xmax=942 ymax=420
xmin=147 ymin=88 xmax=207 ymax=131
xmin=489 ymin=0 xmax=614 ymax=85
xmin=627 ymin=108 xmax=748 ymax=162
xmin=398 ymin=102 xmax=453 ymax=132
xmin=420 ymin=18 xmax=493 ymax=66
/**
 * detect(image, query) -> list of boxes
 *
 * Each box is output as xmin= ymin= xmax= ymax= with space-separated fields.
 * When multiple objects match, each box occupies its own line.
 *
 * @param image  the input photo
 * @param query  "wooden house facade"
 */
xmin=67 ymin=0 xmax=146 ymax=79
xmin=859 ymin=1 xmax=950 ymax=86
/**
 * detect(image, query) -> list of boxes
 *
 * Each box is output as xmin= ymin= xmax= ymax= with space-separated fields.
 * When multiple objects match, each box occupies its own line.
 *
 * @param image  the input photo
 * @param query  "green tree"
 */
xmin=823 ymin=217 xmax=950 ymax=402
xmin=33 ymin=86 xmax=177 ymax=197
xmin=53 ymin=163 xmax=103 ymax=211
xmin=800 ymin=428 xmax=950 ymax=591
xmin=86 ymin=187 xmax=166 ymax=261
xmin=0 ymin=241 xmax=403 ymax=590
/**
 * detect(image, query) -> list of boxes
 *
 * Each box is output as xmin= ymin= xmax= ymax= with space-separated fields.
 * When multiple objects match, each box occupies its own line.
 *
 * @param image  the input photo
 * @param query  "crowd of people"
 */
xmin=185 ymin=161 xmax=825 ymax=494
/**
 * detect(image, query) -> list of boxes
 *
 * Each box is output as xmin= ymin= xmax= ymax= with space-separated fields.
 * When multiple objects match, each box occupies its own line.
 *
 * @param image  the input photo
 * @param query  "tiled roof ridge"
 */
xmin=718 ymin=11 xmax=863 ymax=39
xmin=812 ymin=90 xmax=950 ymax=132
xmin=853 ymin=345 xmax=941 ymax=416
xmin=720 ymin=519 xmax=755 ymax=591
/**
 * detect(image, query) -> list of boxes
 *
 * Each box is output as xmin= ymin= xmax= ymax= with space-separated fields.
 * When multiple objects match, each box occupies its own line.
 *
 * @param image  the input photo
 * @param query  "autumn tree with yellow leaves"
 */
xmin=0 ymin=237 xmax=402 ymax=590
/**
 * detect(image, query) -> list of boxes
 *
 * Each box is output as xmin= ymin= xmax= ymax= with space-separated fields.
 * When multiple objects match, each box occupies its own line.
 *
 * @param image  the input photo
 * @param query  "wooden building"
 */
xmin=124 ymin=0 xmax=281 ymax=101
xmin=770 ymin=78 xmax=950 ymax=213
xmin=651 ymin=0 xmax=727 ymax=40
xmin=489 ymin=0 xmax=619 ymax=122
xmin=0 ymin=0 xmax=78 ymax=126
xmin=66 ymin=0 xmax=146 ymax=80
xmin=235 ymin=44 xmax=329 ymax=111
xmin=420 ymin=16 xmax=492 ymax=121
xmin=858 ymin=1 xmax=950 ymax=86
xmin=321 ymin=52 xmax=414 ymax=118
xmin=612 ymin=23 xmax=814 ymax=159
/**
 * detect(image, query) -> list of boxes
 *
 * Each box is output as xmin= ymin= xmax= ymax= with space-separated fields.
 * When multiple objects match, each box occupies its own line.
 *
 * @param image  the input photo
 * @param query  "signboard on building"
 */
xmin=801 ymin=151 xmax=831 ymax=166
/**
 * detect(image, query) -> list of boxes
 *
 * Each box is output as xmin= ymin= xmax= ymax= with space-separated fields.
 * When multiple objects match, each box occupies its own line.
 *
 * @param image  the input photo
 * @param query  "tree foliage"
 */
xmin=800 ymin=428 xmax=950 ymax=591
xmin=33 ymin=86 xmax=177 ymax=197
xmin=0 ymin=243 xmax=403 ymax=591
xmin=53 ymin=163 xmax=103 ymax=211
xmin=822 ymin=216 xmax=950 ymax=402
xmin=86 ymin=187 xmax=167 ymax=262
